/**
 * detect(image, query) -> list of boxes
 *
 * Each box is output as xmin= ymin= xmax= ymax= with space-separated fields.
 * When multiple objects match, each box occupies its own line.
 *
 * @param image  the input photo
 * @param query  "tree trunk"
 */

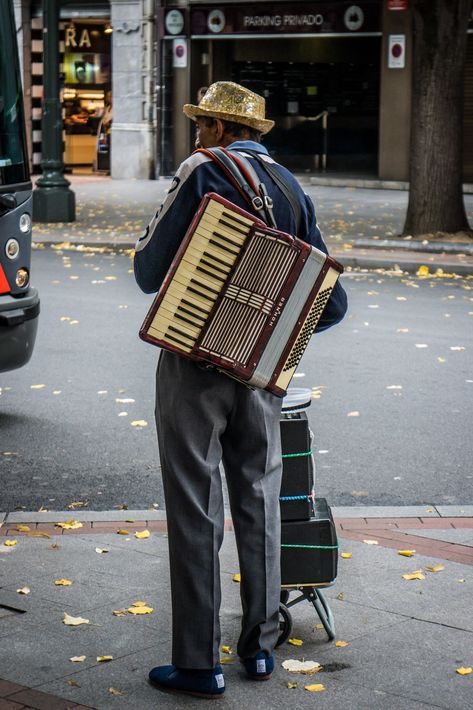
xmin=403 ymin=0 xmax=473 ymax=236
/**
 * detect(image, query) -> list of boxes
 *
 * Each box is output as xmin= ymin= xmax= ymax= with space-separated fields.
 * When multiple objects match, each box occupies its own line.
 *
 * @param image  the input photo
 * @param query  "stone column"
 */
xmin=110 ymin=0 xmax=156 ymax=179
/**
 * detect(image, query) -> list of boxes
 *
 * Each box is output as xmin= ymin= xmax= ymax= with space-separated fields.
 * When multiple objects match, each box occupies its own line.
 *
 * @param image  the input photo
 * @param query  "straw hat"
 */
xmin=183 ymin=81 xmax=274 ymax=135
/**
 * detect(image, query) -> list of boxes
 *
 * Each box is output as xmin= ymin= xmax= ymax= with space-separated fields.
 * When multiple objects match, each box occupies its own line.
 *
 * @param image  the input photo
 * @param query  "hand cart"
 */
xmin=277 ymin=388 xmax=338 ymax=645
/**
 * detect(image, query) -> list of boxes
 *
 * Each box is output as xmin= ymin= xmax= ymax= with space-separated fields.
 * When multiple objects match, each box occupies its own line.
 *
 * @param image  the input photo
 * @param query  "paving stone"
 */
xmin=435 ymin=505 xmax=473 ymax=517
xmin=0 ymin=681 xmax=24 ymax=698
xmin=401 ymin=529 xmax=473 ymax=545
xmin=5 ymin=511 xmax=166 ymax=524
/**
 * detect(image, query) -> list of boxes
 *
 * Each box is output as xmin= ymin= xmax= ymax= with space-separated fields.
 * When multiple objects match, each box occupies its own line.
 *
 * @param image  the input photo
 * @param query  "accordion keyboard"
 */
xmin=145 ymin=199 xmax=255 ymax=352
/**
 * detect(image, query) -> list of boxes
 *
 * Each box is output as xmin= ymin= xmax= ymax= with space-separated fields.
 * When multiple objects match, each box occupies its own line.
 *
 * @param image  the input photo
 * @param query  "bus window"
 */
xmin=0 ymin=0 xmax=40 ymax=373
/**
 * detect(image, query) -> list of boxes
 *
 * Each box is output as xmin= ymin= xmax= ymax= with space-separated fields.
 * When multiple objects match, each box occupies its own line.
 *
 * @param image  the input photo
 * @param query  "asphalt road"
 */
xmin=1 ymin=246 xmax=472 ymax=512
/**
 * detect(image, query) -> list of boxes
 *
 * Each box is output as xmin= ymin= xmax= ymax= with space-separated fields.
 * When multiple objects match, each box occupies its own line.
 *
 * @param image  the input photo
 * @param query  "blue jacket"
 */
xmin=134 ymin=141 xmax=347 ymax=332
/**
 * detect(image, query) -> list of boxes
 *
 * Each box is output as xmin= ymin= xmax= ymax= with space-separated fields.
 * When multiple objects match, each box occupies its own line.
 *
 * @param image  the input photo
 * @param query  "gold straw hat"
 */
xmin=183 ymin=81 xmax=274 ymax=135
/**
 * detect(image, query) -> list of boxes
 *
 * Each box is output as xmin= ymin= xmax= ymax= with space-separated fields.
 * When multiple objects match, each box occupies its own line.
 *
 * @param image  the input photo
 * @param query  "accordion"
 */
xmin=139 ymin=193 xmax=343 ymax=397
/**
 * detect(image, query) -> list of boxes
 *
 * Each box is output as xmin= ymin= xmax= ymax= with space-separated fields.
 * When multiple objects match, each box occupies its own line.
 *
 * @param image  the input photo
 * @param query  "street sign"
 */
xmin=388 ymin=34 xmax=406 ymax=69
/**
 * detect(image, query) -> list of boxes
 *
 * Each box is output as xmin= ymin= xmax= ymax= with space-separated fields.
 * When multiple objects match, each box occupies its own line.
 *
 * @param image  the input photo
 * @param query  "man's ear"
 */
xmin=214 ymin=118 xmax=225 ymax=142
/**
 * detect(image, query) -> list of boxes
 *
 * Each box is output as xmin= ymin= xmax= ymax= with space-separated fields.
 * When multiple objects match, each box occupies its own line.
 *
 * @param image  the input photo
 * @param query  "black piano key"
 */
xmin=190 ymin=277 xmax=220 ymax=297
xmin=181 ymin=298 xmax=209 ymax=316
xmin=209 ymin=237 xmax=239 ymax=256
xmin=196 ymin=264 xmax=226 ymax=283
xmin=203 ymin=250 xmax=231 ymax=270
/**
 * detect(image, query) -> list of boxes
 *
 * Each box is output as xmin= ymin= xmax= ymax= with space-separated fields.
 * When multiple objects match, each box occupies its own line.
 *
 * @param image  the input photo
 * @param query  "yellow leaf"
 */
xmin=135 ymin=530 xmax=150 ymax=539
xmin=287 ymin=682 xmax=298 ymax=688
xmin=109 ymin=687 xmax=124 ymax=696
xmin=55 ymin=520 xmax=83 ymax=530
xmin=26 ymin=531 xmax=51 ymax=538
xmin=398 ymin=550 xmax=416 ymax=557
xmin=416 ymin=265 xmax=430 ymax=277
xmin=221 ymin=646 xmax=233 ymax=654
xmin=304 ymin=684 xmax=325 ymax=692
xmin=131 ymin=420 xmax=148 ymax=427
xmin=31 ymin=384 xmax=46 ymax=389
xmin=288 ymin=638 xmax=304 ymax=646
xmin=341 ymin=552 xmax=352 ymax=559
xmin=55 ymin=579 xmax=73 ymax=586
xmin=127 ymin=605 xmax=154 ymax=615
xmin=335 ymin=641 xmax=349 ymax=647
xmin=4 ymin=539 xmax=18 ymax=547
xmin=67 ymin=679 xmax=80 ymax=687
xmin=95 ymin=547 xmax=109 ymax=554
xmin=112 ymin=609 xmax=129 ymax=617
xmin=116 ymin=529 xmax=129 ymax=535
xmin=402 ymin=570 xmax=426 ymax=581
xmin=425 ymin=564 xmax=445 ymax=573
xmin=97 ymin=655 xmax=113 ymax=662
xmin=67 ymin=501 xmax=88 ymax=510
xmin=131 ymin=601 xmax=148 ymax=607
xmin=16 ymin=586 xmax=31 ymax=595
xmin=336 ymin=592 xmax=345 ymax=601
xmin=219 ymin=657 xmax=234 ymax=664
xmin=232 ymin=573 xmax=241 ymax=583
xmin=70 ymin=656 xmax=86 ymax=662
xmin=456 ymin=667 xmax=472 ymax=675
xmin=362 ymin=539 xmax=379 ymax=545
xmin=126 ymin=519 xmax=135 ymax=523
xmin=16 ymin=525 xmax=30 ymax=532
xmin=63 ymin=613 xmax=90 ymax=626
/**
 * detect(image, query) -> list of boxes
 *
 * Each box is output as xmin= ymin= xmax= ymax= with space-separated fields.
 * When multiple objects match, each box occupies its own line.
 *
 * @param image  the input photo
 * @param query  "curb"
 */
xmin=2 ymin=505 xmax=473 ymax=524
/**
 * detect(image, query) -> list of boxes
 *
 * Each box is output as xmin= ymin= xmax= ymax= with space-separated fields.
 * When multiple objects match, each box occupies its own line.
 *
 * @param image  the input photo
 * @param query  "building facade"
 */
xmin=13 ymin=0 xmax=473 ymax=181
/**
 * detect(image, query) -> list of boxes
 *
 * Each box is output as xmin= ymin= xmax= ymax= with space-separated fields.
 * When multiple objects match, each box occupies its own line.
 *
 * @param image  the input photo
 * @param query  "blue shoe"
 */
xmin=148 ymin=664 xmax=225 ymax=698
xmin=243 ymin=651 xmax=274 ymax=680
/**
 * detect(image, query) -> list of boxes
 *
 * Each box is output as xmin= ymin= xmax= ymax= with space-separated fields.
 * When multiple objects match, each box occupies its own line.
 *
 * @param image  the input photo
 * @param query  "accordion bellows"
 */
xmin=140 ymin=193 xmax=343 ymax=397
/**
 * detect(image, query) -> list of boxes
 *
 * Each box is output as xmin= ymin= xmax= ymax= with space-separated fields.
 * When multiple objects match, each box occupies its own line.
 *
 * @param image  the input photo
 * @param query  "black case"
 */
xmin=281 ymin=498 xmax=338 ymax=586
xmin=280 ymin=413 xmax=314 ymax=521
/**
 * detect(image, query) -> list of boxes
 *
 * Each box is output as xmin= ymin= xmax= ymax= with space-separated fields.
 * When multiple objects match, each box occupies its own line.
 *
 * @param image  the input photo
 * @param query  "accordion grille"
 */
xmin=283 ymin=286 xmax=333 ymax=371
xmin=199 ymin=233 xmax=299 ymax=365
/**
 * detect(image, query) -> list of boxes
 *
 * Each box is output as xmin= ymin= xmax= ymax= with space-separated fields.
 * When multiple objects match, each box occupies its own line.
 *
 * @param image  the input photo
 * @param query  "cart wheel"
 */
xmin=276 ymin=603 xmax=293 ymax=647
xmin=311 ymin=589 xmax=336 ymax=640
xmin=280 ymin=589 xmax=290 ymax=605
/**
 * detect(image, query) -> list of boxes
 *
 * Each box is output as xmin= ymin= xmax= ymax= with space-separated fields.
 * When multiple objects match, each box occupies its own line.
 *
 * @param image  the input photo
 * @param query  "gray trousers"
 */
xmin=155 ymin=350 xmax=283 ymax=669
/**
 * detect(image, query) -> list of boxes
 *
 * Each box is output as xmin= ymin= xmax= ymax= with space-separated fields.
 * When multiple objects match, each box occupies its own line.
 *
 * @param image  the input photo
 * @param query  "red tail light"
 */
xmin=0 ymin=264 xmax=11 ymax=295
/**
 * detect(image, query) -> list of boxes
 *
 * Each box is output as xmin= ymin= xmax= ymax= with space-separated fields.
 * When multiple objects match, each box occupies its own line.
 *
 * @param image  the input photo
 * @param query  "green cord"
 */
xmin=281 ymin=543 xmax=339 ymax=550
xmin=282 ymin=450 xmax=312 ymax=459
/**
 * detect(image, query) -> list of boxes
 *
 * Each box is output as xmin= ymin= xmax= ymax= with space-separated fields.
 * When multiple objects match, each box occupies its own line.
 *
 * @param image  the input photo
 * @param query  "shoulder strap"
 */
xmin=234 ymin=148 xmax=302 ymax=235
xmin=195 ymin=147 xmax=277 ymax=228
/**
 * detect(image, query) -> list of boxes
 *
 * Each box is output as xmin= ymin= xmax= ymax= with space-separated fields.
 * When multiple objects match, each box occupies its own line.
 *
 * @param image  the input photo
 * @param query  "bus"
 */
xmin=0 ymin=0 xmax=39 ymax=372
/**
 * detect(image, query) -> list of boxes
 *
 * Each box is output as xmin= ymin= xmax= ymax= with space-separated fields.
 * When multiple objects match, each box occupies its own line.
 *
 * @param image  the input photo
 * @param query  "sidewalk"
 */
xmin=1 ymin=506 xmax=472 ymax=709
xmin=31 ymin=176 xmax=473 ymax=276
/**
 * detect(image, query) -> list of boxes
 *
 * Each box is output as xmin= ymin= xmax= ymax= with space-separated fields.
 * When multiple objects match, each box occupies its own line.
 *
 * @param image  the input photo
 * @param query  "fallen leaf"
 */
xmin=402 ymin=570 xmax=426 ymax=581
xmin=425 ymin=564 xmax=445 ymax=573
xmin=63 ymin=613 xmax=90 ymax=626
xmin=55 ymin=579 xmax=73 ymax=586
xmin=131 ymin=420 xmax=148 ymax=427
xmin=26 ymin=531 xmax=51 ymax=539
xmin=304 ymin=683 xmax=326 ymax=692
xmin=347 ymin=411 xmax=360 ymax=417
xmin=362 ymin=539 xmax=379 ymax=545
xmin=416 ymin=266 xmax=430 ymax=277
xmin=16 ymin=525 xmax=30 ymax=532
xmin=288 ymin=638 xmax=304 ymax=646
xmin=232 ymin=573 xmax=241 ymax=583
xmin=67 ymin=501 xmax=88 ymax=510
xmin=55 ymin=520 xmax=83 ymax=530
xmin=135 ymin=530 xmax=150 ymax=539
xmin=398 ymin=550 xmax=416 ymax=557
xmin=4 ymin=540 xmax=18 ymax=547
xmin=16 ymin=586 xmax=30 ymax=595
xmin=336 ymin=592 xmax=345 ymax=600
xmin=97 ymin=655 xmax=113 ymax=662
xmin=109 ymin=687 xmax=124 ymax=696
xmin=341 ymin=552 xmax=352 ymax=559
xmin=335 ymin=641 xmax=349 ymax=647
xmin=67 ymin=679 xmax=80 ymax=687
xmin=95 ymin=547 xmax=109 ymax=554
xmin=282 ymin=659 xmax=321 ymax=674
xmin=127 ymin=605 xmax=154 ymax=615
xmin=70 ymin=656 xmax=86 ymax=662
xmin=112 ymin=609 xmax=129 ymax=617
xmin=117 ymin=529 xmax=129 ymax=535
xmin=31 ymin=384 xmax=46 ymax=389
xmin=219 ymin=657 xmax=234 ymax=664
xmin=287 ymin=682 xmax=298 ymax=688
xmin=131 ymin=601 xmax=148 ymax=607
xmin=456 ymin=667 xmax=472 ymax=675
xmin=221 ymin=646 xmax=233 ymax=654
